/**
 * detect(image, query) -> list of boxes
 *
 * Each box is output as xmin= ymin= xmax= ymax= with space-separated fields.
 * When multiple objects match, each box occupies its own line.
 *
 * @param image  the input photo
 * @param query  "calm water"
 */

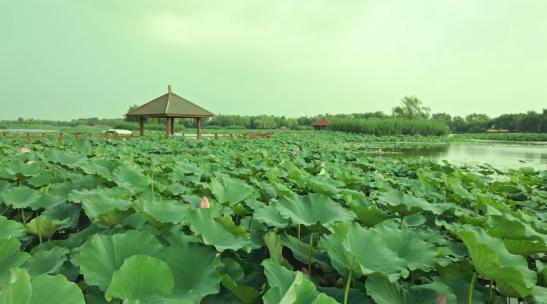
xmin=372 ymin=142 xmax=547 ymax=170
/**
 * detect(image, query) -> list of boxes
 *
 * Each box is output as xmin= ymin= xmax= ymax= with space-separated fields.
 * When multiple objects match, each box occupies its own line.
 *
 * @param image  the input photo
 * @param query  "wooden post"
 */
xmin=196 ymin=118 xmax=201 ymax=140
xmin=214 ymin=133 xmax=218 ymax=140
xmin=139 ymin=117 xmax=144 ymax=136
xmin=165 ymin=117 xmax=171 ymax=136
xmin=171 ymin=118 xmax=175 ymax=136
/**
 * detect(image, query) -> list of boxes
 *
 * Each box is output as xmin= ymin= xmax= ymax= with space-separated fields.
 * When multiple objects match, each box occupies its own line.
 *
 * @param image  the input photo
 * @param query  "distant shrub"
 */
xmin=225 ymin=125 xmax=246 ymax=130
xmin=294 ymin=125 xmax=314 ymax=131
xmin=111 ymin=122 xmax=138 ymax=130
xmin=328 ymin=118 xmax=449 ymax=136
xmin=206 ymin=125 xmax=224 ymax=130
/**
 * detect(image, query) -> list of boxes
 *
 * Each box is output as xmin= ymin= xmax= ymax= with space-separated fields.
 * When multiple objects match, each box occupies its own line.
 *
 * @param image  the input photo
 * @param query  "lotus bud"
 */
xmin=320 ymin=161 xmax=325 ymax=169
xmin=436 ymin=294 xmax=446 ymax=304
xmin=16 ymin=146 xmax=31 ymax=156
xmin=200 ymin=196 xmax=210 ymax=208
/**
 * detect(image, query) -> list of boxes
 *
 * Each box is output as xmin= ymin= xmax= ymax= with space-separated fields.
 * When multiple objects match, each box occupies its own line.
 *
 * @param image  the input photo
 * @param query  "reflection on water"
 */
xmin=374 ymin=142 xmax=547 ymax=169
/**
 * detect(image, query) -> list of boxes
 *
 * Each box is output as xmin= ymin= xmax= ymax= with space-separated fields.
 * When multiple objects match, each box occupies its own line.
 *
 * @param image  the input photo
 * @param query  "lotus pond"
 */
xmin=0 ymin=132 xmax=545 ymax=303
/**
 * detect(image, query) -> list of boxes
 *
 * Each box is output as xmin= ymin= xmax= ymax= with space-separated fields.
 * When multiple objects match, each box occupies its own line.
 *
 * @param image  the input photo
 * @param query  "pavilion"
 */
xmin=125 ymin=85 xmax=214 ymax=138
xmin=311 ymin=118 xmax=329 ymax=130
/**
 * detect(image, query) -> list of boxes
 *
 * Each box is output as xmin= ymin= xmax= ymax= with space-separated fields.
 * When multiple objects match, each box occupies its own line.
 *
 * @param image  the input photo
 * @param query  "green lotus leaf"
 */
xmin=0 ymin=268 xmax=31 ymax=304
xmin=43 ymin=149 xmax=85 ymax=168
xmin=1 ymin=186 xmax=42 ymax=209
xmin=537 ymin=260 xmax=547 ymax=287
xmin=25 ymin=246 xmax=68 ymax=277
xmin=319 ymin=287 xmax=370 ymax=304
xmin=262 ymin=259 xmax=337 ymax=304
xmin=221 ymin=274 xmax=260 ymax=304
xmin=452 ymin=225 xmax=537 ymax=297
xmin=366 ymin=276 xmax=454 ymax=304
xmin=41 ymin=203 xmax=81 ymax=229
xmin=0 ymin=215 xmax=25 ymax=239
xmin=403 ymin=214 xmax=427 ymax=227
xmin=188 ymin=208 xmax=253 ymax=252
xmin=111 ymin=166 xmax=149 ymax=193
xmin=25 ymin=216 xmax=58 ymax=239
xmin=285 ymin=162 xmax=308 ymax=187
xmin=487 ymin=214 xmax=547 ymax=255
xmin=348 ymin=202 xmax=390 ymax=227
xmin=79 ymin=159 xmax=120 ymax=180
xmin=377 ymin=189 xmax=439 ymax=215
xmin=0 ymin=238 xmax=30 ymax=285
xmin=162 ymin=239 xmax=223 ymax=302
xmin=318 ymin=224 xmax=364 ymax=277
xmin=306 ymin=176 xmax=340 ymax=195
xmin=532 ymin=285 xmax=547 ymax=303
xmin=437 ymin=263 xmax=489 ymax=304
xmin=69 ymin=188 xmax=133 ymax=226
xmin=27 ymin=172 xmax=55 ymax=187
xmin=264 ymin=231 xmax=292 ymax=269
xmin=32 ymin=192 xmax=64 ymax=210
xmin=0 ymin=268 xmax=85 ymax=304
xmin=5 ymin=160 xmax=41 ymax=177
xmin=282 ymin=234 xmax=331 ymax=270
xmin=76 ymin=230 xmax=163 ymax=290
xmin=137 ymin=194 xmax=189 ymax=225
xmin=275 ymin=193 xmax=355 ymax=226
xmin=105 ymin=255 xmax=177 ymax=303
xmin=254 ymin=205 xmax=289 ymax=228
xmin=210 ymin=175 xmax=255 ymax=206
xmin=319 ymin=223 xmax=438 ymax=281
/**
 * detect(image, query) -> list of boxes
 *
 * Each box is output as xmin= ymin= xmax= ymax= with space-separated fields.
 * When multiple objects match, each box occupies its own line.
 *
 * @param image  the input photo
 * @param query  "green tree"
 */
xmin=392 ymin=96 xmax=431 ymax=119
xmin=431 ymin=113 xmax=452 ymax=126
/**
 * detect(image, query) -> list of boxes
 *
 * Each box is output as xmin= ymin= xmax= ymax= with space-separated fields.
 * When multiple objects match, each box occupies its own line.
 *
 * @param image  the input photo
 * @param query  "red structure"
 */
xmin=311 ymin=118 xmax=329 ymax=130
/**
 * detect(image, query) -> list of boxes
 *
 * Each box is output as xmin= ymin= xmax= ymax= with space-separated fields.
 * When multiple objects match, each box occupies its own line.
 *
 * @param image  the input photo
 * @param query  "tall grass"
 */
xmin=328 ymin=118 xmax=449 ymax=136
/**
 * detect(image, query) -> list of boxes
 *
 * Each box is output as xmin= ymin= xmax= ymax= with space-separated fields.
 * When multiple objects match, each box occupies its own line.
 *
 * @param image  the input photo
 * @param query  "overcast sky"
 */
xmin=1 ymin=0 xmax=546 ymax=120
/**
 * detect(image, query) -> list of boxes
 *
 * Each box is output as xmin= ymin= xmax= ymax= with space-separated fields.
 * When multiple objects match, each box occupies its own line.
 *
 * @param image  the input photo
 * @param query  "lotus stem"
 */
xmin=21 ymin=209 xmax=26 ymax=224
xmin=343 ymin=268 xmax=352 ymax=304
xmin=307 ymin=233 xmax=314 ymax=275
xmin=487 ymin=280 xmax=493 ymax=304
xmin=37 ymin=229 xmax=43 ymax=244
xmin=468 ymin=272 xmax=477 ymax=304
xmin=297 ymin=224 xmax=301 ymax=240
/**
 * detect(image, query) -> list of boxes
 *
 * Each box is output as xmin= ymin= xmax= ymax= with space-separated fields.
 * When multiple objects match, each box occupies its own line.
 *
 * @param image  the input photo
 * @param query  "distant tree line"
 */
xmin=1 ymin=96 xmax=545 ymax=133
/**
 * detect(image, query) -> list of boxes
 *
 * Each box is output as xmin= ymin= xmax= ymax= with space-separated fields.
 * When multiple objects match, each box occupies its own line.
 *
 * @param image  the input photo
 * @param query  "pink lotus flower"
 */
xmin=16 ymin=146 xmax=31 ymax=156
xmin=436 ymin=294 xmax=446 ymax=304
xmin=200 ymin=196 xmax=210 ymax=208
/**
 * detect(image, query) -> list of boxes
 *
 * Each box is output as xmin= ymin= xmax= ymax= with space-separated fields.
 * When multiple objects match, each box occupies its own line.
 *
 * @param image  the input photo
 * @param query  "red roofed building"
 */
xmin=311 ymin=118 xmax=329 ymax=130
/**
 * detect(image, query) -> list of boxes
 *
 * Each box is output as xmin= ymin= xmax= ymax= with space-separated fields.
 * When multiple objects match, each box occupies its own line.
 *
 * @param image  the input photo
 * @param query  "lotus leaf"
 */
xmin=275 ymin=193 xmax=355 ymax=226
xmin=0 ymin=268 xmax=84 ymax=304
xmin=76 ymin=230 xmax=163 ymax=290
xmin=452 ymin=225 xmax=537 ymax=297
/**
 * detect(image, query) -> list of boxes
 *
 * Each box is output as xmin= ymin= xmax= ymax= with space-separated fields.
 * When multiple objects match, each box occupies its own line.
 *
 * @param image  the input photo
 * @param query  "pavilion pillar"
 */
xmin=171 ymin=118 xmax=175 ymax=135
xmin=196 ymin=118 xmax=201 ymax=140
xmin=139 ymin=117 xmax=144 ymax=136
xmin=165 ymin=117 xmax=171 ymax=136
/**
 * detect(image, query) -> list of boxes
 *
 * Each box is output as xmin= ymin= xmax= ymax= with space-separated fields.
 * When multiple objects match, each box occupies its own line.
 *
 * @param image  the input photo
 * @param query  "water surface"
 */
xmin=371 ymin=142 xmax=547 ymax=170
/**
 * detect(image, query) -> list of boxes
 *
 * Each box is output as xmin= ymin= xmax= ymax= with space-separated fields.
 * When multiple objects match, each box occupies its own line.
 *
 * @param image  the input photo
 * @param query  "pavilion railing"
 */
xmin=2 ymin=132 xmax=271 ymax=140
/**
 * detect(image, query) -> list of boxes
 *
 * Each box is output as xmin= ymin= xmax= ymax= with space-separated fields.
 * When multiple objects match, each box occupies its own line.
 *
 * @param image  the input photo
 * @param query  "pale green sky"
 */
xmin=1 ymin=0 xmax=546 ymax=120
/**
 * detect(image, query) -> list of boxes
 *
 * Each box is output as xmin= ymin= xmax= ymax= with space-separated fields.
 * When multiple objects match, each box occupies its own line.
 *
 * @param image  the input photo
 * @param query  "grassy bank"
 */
xmin=453 ymin=132 xmax=547 ymax=142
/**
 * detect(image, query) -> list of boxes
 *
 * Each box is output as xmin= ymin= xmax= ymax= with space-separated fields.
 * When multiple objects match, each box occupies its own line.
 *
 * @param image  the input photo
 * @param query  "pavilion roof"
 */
xmin=126 ymin=85 xmax=214 ymax=118
xmin=311 ymin=118 xmax=329 ymax=127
